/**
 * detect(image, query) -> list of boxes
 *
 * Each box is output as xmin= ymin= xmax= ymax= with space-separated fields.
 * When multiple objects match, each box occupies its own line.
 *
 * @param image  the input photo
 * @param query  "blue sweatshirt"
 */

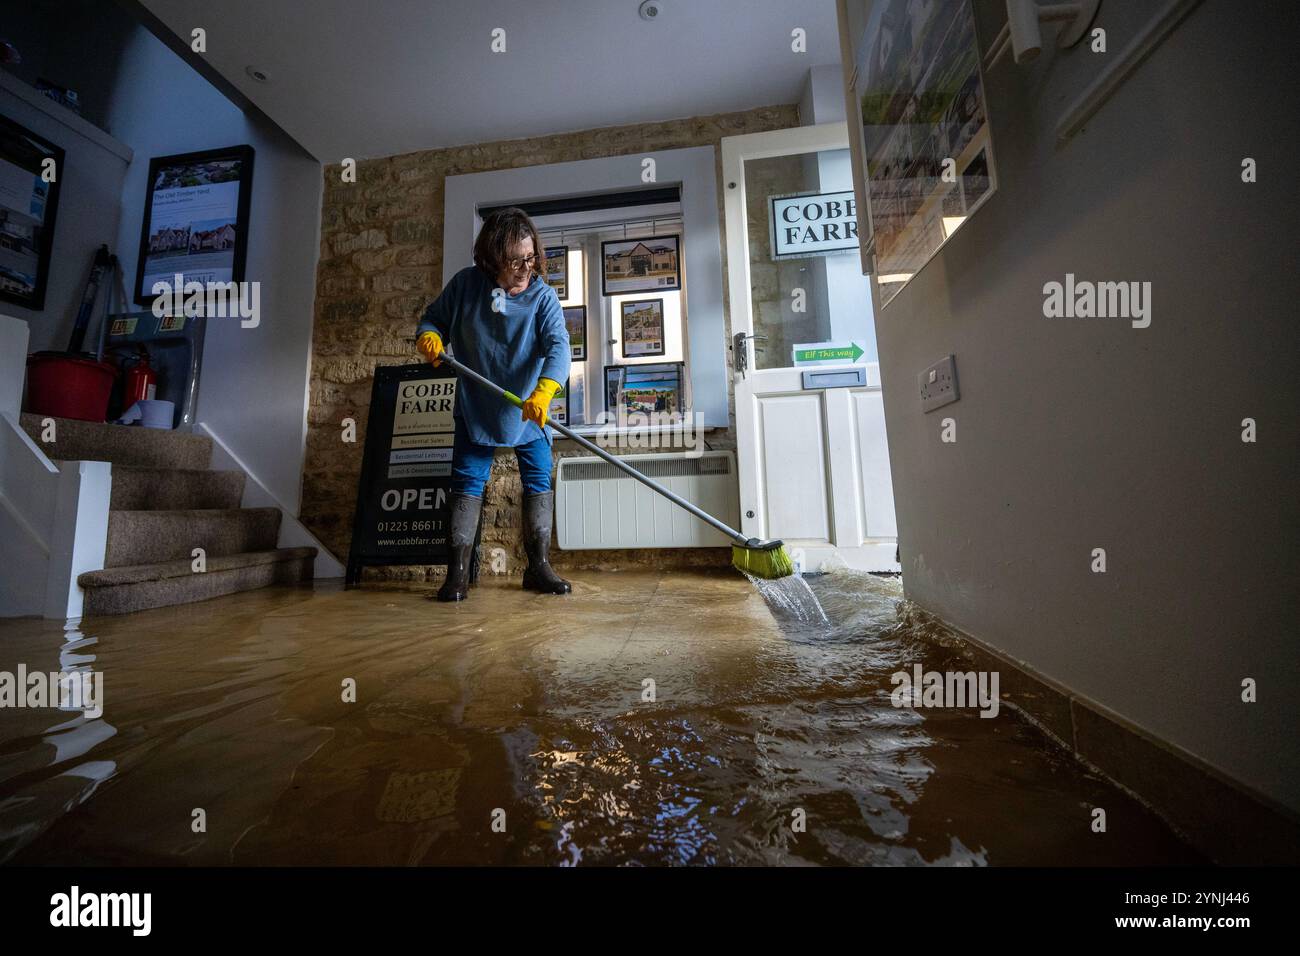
xmin=416 ymin=265 xmax=570 ymax=447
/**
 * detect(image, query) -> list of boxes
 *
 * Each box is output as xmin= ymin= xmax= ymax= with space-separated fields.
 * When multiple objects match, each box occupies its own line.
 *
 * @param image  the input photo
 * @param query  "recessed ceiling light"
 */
xmin=245 ymin=65 xmax=270 ymax=82
xmin=638 ymin=1 xmax=664 ymax=22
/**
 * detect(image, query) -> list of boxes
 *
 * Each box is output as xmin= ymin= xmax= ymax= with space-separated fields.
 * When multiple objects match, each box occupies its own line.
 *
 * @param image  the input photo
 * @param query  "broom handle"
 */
xmin=438 ymin=353 xmax=751 ymax=547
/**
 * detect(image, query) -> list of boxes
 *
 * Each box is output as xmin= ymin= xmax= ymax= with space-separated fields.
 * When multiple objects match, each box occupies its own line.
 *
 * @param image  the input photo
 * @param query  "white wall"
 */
xmin=106 ymin=25 xmax=323 ymax=514
xmin=875 ymin=1 xmax=1300 ymax=810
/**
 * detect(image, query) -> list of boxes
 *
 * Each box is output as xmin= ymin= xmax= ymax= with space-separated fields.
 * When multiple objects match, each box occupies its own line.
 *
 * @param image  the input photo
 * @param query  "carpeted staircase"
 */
xmin=20 ymin=413 xmax=315 ymax=615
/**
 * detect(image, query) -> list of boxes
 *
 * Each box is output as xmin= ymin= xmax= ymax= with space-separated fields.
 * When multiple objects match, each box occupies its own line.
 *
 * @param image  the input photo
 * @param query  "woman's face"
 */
xmin=498 ymin=235 xmax=536 ymax=292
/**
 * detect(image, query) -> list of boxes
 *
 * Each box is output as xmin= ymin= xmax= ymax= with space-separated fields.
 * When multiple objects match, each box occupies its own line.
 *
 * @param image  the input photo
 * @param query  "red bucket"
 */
xmin=25 ymin=352 xmax=117 ymax=422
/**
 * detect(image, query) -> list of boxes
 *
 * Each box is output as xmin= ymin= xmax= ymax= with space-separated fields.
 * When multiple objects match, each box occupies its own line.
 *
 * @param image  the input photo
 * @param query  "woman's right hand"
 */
xmin=416 ymin=331 xmax=444 ymax=366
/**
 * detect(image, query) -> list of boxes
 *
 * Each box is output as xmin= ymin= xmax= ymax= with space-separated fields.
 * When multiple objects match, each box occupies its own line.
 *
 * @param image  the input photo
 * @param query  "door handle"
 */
xmin=732 ymin=332 xmax=767 ymax=377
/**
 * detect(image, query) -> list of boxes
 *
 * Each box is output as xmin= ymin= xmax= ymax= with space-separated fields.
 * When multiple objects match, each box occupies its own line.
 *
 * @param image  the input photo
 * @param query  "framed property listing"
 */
xmin=0 ymin=113 xmax=64 ymax=310
xmin=620 ymin=298 xmax=664 ymax=358
xmin=849 ymin=0 xmax=996 ymax=307
xmin=563 ymin=305 xmax=586 ymax=360
xmin=604 ymin=361 xmax=683 ymax=421
xmin=547 ymin=378 xmax=570 ymax=426
xmin=544 ymin=245 xmax=567 ymax=298
xmin=133 ymin=145 xmax=255 ymax=305
xmin=601 ymin=235 xmax=681 ymax=296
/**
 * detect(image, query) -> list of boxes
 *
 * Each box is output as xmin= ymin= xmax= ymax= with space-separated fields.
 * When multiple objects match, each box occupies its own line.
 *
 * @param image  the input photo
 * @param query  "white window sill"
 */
xmin=560 ymin=423 xmax=724 ymax=439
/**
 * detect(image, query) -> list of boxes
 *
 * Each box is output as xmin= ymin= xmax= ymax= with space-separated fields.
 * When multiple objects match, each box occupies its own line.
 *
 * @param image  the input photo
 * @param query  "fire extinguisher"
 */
xmin=124 ymin=348 xmax=157 ymax=405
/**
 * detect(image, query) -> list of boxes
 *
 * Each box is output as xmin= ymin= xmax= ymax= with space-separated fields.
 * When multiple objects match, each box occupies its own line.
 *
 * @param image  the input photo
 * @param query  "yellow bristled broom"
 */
xmin=439 ymin=354 xmax=795 ymax=580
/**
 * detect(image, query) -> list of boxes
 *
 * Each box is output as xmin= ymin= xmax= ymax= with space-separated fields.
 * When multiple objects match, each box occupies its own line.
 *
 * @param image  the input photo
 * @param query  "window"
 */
xmin=532 ymin=196 xmax=689 ymax=431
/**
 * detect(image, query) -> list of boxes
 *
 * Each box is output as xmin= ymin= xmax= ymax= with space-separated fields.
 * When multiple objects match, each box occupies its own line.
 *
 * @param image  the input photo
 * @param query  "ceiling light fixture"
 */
xmin=638 ymin=1 xmax=664 ymax=22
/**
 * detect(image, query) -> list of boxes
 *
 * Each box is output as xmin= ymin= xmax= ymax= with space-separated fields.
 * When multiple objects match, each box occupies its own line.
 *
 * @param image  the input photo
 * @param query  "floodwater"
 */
xmin=0 ymin=568 xmax=1202 ymax=866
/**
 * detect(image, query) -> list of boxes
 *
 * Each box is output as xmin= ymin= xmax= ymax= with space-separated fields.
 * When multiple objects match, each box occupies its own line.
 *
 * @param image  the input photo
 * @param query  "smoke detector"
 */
xmin=639 ymin=1 xmax=664 ymax=21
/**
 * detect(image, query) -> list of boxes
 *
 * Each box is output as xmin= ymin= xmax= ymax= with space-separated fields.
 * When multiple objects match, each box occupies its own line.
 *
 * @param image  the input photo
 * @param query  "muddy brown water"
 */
xmin=0 ymin=569 xmax=1201 ymax=865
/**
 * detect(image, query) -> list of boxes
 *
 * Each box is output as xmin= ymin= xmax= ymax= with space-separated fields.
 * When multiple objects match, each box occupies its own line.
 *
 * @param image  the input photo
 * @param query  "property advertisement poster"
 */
xmin=347 ymin=364 xmax=474 ymax=586
xmin=620 ymin=298 xmax=665 ymax=357
xmin=564 ymin=305 xmax=586 ymax=360
xmin=601 ymin=235 xmax=681 ymax=296
xmin=855 ymin=0 xmax=996 ymax=306
xmin=545 ymin=246 xmax=567 ymax=298
xmin=0 ymin=114 xmax=63 ymax=310
xmin=548 ymin=379 xmax=568 ymax=426
xmin=134 ymin=145 xmax=254 ymax=305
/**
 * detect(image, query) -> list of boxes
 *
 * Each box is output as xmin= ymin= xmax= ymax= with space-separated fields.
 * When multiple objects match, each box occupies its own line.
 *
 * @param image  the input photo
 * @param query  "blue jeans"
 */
xmin=450 ymin=427 xmax=553 ymax=498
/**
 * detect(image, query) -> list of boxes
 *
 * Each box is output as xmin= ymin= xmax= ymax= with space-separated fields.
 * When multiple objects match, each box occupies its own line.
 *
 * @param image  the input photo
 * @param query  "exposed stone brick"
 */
xmin=331 ymin=228 xmax=388 ymax=256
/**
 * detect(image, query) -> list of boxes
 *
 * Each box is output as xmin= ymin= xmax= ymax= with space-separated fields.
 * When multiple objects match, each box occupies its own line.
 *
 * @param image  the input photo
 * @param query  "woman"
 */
xmin=415 ymin=207 xmax=571 ymax=601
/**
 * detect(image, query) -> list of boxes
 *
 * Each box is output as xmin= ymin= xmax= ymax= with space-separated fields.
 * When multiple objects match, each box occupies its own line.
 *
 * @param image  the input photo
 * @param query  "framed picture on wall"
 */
xmin=849 ymin=0 xmax=996 ymax=307
xmin=133 ymin=144 xmax=255 ymax=306
xmin=547 ymin=378 xmax=569 ymax=427
xmin=0 ymin=113 xmax=65 ymax=311
xmin=563 ymin=305 xmax=586 ymax=360
xmin=601 ymin=234 xmax=680 ymax=296
xmin=544 ymin=245 xmax=567 ymax=298
xmin=620 ymin=298 xmax=664 ymax=358
xmin=605 ymin=361 xmax=683 ymax=421
xmin=604 ymin=365 xmax=624 ymax=420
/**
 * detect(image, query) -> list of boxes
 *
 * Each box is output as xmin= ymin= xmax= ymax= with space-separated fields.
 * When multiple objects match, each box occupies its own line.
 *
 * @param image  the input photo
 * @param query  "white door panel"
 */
xmin=757 ymin=392 xmax=830 ymax=542
xmin=723 ymin=123 xmax=899 ymax=573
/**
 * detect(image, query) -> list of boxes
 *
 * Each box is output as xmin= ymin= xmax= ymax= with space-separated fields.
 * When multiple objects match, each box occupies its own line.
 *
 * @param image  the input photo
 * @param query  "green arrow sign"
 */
xmin=793 ymin=342 xmax=864 ymax=363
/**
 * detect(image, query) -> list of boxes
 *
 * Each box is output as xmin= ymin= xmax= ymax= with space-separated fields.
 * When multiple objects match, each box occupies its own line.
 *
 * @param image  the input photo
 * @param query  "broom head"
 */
xmin=731 ymin=538 xmax=795 ymax=580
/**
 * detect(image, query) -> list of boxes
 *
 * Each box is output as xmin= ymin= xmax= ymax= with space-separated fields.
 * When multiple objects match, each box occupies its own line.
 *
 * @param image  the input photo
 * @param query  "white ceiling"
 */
xmin=137 ymin=0 xmax=841 ymax=163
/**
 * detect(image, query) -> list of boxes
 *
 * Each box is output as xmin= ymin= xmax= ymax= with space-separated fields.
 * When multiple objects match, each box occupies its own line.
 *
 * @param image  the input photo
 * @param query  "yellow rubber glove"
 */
xmin=416 ymin=330 xmax=444 ymax=366
xmin=522 ymin=377 xmax=562 ymax=427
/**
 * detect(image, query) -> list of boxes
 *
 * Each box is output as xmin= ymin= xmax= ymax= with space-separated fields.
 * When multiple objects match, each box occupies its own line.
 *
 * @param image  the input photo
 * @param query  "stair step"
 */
xmin=20 ymin=413 xmax=212 ymax=470
xmin=104 ymin=508 xmax=282 ymax=567
xmin=78 ymin=548 xmax=317 ymax=616
xmin=110 ymin=466 xmax=245 ymax=511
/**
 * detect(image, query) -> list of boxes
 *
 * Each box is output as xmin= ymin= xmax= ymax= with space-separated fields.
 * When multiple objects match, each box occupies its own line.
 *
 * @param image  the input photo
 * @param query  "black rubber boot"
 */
xmin=521 ymin=491 xmax=571 ymax=595
xmin=436 ymin=494 xmax=482 ymax=602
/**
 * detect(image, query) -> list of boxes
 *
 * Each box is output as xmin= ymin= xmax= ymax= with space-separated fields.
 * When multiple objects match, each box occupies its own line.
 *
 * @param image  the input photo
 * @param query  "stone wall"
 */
xmin=304 ymin=104 xmax=801 ymax=580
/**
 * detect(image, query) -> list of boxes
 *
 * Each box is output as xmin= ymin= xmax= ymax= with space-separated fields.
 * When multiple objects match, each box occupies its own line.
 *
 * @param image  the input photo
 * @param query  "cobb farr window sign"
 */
xmin=769 ymin=190 xmax=860 ymax=260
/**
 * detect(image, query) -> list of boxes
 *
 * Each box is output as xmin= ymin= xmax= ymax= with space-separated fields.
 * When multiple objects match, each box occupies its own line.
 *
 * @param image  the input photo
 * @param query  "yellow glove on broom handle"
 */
xmin=416 ymin=330 xmax=444 ymax=365
xmin=521 ymin=377 xmax=561 ymax=426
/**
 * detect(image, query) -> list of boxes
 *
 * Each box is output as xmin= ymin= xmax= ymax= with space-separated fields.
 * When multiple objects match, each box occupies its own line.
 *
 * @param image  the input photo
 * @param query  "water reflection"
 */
xmin=0 ymin=572 xmax=1202 ymax=866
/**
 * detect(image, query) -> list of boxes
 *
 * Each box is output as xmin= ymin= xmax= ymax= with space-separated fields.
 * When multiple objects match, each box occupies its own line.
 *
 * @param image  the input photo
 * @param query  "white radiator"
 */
xmin=556 ymin=451 xmax=739 ymax=549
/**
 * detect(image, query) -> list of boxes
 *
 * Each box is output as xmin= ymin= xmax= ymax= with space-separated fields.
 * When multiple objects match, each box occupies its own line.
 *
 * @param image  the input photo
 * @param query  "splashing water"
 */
xmin=742 ymin=571 xmax=831 ymax=626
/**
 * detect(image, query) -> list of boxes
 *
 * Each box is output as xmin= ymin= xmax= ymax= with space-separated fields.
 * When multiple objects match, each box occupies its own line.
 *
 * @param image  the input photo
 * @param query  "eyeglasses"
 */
xmin=506 ymin=254 xmax=537 ymax=270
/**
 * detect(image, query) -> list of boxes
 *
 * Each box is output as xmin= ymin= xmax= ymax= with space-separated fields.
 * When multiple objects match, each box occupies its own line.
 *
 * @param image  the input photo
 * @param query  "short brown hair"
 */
xmin=473 ymin=207 xmax=546 ymax=280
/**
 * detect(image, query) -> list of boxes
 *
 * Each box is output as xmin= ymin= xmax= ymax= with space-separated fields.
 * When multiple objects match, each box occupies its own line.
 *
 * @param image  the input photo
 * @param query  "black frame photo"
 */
xmin=604 ymin=361 xmax=684 ymax=421
xmin=547 ymin=377 xmax=570 ymax=427
xmin=132 ymin=144 xmax=255 ymax=306
xmin=544 ymin=245 xmax=567 ymax=298
xmin=604 ymin=365 xmax=624 ymax=419
xmin=600 ymin=234 xmax=681 ymax=296
xmin=620 ymin=297 xmax=665 ymax=358
xmin=563 ymin=305 xmax=586 ymax=361
xmin=0 ymin=113 xmax=65 ymax=311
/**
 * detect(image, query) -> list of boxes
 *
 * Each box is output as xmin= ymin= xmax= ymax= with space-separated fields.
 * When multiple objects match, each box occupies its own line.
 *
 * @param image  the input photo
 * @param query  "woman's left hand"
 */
xmin=522 ymin=378 xmax=562 ymax=427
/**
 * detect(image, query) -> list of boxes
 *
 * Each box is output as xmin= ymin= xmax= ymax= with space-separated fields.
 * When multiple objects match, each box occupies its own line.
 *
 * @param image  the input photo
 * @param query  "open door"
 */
xmin=722 ymin=122 xmax=898 ymax=573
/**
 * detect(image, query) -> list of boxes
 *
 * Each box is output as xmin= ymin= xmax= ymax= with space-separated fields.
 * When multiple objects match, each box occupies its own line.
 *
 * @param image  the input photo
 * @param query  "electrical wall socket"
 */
xmin=919 ymin=354 xmax=959 ymax=413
